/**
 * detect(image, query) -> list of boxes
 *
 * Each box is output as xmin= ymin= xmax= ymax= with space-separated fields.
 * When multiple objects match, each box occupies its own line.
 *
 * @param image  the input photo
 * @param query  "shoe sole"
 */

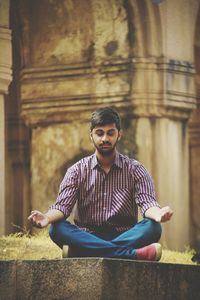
xmin=62 ymin=245 xmax=69 ymax=258
xmin=153 ymin=243 xmax=162 ymax=261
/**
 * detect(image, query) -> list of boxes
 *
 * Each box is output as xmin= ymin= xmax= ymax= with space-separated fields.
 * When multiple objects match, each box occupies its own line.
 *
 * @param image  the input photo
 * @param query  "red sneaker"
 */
xmin=135 ymin=243 xmax=162 ymax=261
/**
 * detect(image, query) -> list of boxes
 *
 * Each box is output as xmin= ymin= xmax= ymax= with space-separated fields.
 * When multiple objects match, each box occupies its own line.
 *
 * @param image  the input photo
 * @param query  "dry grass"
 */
xmin=0 ymin=229 xmax=196 ymax=264
xmin=160 ymin=248 xmax=195 ymax=265
xmin=0 ymin=229 xmax=62 ymax=260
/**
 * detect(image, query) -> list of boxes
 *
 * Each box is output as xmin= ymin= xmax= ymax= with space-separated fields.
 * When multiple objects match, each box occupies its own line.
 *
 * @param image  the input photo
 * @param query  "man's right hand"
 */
xmin=28 ymin=210 xmax=50 ymax=228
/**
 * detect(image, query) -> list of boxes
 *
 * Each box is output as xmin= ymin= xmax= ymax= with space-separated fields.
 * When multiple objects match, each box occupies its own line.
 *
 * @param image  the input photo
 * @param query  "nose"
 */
xmin=102 ymin=133 xmax=109 ymax=142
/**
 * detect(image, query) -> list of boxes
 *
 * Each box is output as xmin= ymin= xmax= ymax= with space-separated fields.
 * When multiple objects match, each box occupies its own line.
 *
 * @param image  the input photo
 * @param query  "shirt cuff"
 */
xmin=48 ymin=204 xmax=70 ymax=218
xmin=140 ymin=200 xmax=161 ymax=217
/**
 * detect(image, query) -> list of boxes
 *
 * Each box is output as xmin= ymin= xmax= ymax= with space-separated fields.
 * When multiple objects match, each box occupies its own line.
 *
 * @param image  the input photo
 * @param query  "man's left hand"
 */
xmin=155 ymin=206 xmax=173 ymax=223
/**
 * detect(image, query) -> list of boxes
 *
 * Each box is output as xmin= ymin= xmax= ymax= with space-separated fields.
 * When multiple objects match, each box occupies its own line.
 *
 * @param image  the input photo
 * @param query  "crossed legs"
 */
xmin=49 ymin=218 xmax=162 ymax=259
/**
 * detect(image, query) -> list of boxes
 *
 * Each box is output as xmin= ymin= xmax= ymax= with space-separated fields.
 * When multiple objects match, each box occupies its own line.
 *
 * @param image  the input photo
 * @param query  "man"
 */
xmin=28 ymin=107 xmax=173 ymax=260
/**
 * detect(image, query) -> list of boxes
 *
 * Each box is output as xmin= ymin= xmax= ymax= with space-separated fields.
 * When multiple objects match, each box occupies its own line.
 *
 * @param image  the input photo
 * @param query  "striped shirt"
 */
xmin=50 ymin=151 xmax=160 ymax=233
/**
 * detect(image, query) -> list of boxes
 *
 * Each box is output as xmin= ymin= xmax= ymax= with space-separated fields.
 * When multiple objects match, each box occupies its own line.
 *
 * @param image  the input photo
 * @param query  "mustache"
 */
xmin=100 ymin=142 xmax=112 ymax=146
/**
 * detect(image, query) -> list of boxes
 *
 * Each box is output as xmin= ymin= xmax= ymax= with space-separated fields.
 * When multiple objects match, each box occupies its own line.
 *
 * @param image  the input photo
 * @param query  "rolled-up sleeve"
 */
xmin=49 ymin=165 xmax=79 ymax=217
xmin=134 ymin=164 xmax=160 ymax=216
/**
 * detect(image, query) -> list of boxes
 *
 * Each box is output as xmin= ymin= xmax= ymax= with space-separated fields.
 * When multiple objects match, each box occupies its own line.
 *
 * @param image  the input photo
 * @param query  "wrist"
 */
xmin=44 ymin=213 xmax=51 ymax=224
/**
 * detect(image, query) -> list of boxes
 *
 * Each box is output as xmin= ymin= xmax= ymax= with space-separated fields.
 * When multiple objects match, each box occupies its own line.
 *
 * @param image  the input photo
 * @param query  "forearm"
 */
xmin=45 ymin=209 xmax=64 ymax=224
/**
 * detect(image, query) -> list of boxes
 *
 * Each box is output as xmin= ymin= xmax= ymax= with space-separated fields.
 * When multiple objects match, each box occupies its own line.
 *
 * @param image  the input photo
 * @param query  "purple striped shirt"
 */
xmin=50 ymin=152 xmax=160 ymax=233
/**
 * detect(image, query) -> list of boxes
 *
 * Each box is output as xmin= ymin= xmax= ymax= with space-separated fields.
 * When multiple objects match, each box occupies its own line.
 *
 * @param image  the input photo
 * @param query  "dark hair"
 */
xmin=90 ymin=107 xmax=121 ymax=131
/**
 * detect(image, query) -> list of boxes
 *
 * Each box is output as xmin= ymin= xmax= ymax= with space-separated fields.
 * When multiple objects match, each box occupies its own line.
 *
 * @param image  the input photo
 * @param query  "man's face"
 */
xmin=90 ymin=123 xmax=121 ymax=156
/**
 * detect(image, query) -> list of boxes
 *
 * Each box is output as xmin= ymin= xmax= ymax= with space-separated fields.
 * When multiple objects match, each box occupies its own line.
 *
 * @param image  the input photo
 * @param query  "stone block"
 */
xmin=16 ymin=258 xmax=103 ymax=300
xmin=0 ymin=258 xmax=200 ymax=299
xmin=0 ymin=260 xmax=16 ymax=300
xmin=102 ymin=259 xmax=200 ymax=300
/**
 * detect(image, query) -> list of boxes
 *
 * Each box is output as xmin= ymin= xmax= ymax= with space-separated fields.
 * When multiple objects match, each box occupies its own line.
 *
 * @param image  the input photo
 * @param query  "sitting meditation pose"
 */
xmin=28 ymin=107 xmax=173 ymax=260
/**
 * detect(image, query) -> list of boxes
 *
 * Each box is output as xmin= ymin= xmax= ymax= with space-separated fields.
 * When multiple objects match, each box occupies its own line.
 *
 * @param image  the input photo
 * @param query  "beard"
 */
xmin=92 ymin=139 xmax=118 ymax=156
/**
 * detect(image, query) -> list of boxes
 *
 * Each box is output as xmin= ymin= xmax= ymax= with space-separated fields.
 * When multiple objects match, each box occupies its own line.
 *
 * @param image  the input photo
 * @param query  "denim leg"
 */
xmin=112 ymin=218 xmax=162 ymax=249
xmin=49 ymin=219 xmax=135 ymax=258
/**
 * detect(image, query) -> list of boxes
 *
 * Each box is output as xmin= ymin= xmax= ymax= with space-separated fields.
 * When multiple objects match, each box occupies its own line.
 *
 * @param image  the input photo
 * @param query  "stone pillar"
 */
xmin=189 ymin=7 xmax=200 ymax=249
xmin=0 ymin=0 xmax=12 ymax=235
xmin=127 ymin=0 xmax=199 ymax=250
xmin=133 ymin=57 xmax=196 ymax=250
xmin=189 ymin=111 xmax=200 ymax=249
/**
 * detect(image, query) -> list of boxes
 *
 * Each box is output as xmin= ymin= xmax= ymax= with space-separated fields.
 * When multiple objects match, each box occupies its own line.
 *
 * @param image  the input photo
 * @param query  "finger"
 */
xmin=36 ymin=222 xmax=42 ymax=228
xmin=32 ymin=221 xmax=37 ymax=227
xmin=161 ymin=208 xmax=173 ymax=217
xmin=28 ymin=213 xmax=38 ymax=220
xmin=161 ymin=212 xmax=173 ymax=222
xmin=31 ymin=210 xmax=42 ymax=216
xmin=31 ymin=212 xmax=40 ymax=217
xmin=31 ymin=210 xmax=40 ymax=214
xmin=161 ymin=207 xmax=171 ymax=213
xmin=32 ymin=221 xmax=41 ymax=228
xmin=28 ymin=215 xmax=36 ymax=223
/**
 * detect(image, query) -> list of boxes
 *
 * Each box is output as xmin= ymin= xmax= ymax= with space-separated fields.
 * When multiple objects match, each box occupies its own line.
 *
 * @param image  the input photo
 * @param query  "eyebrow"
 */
xmin=95 ymin=129 xmax=116 ymax=133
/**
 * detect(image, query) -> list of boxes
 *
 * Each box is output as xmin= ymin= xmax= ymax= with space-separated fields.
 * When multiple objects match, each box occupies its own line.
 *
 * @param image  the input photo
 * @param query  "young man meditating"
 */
xmin=28 ymin=107 xmax=173 ymax=260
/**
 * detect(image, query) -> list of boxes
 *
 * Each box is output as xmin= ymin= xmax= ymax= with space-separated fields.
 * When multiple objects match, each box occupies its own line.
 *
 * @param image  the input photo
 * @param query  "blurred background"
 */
xmin=0 ymin=0 xmax=200 ymax=251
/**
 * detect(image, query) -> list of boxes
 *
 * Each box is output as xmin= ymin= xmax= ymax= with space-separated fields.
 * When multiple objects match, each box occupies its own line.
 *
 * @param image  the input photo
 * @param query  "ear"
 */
xmin=90 ymin=131 xmax=93 ymax=141
xmin=118 ymin=130 xmax=122 ymax=141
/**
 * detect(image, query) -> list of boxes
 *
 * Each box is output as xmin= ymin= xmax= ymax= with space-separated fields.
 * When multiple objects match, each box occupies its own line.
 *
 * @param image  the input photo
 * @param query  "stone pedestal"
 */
xmin=1 ymin=258 xmax=200 ymax=300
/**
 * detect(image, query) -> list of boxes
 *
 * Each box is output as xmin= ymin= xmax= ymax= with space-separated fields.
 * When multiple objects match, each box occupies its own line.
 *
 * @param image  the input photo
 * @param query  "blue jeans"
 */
xmin=49 ymin=218 xmax=162 ymax=259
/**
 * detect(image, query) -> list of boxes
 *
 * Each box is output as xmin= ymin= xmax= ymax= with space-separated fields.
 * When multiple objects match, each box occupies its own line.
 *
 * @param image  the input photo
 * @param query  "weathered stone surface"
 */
xmin=31 ymin=122 xmax=93 ymax=213
xmin=136 ymin=117 xmax=190 ymax=250
xmin=102 ymin=259 xmax=200 ymax=300
xmin=0 ymin=260 xmax=16 ymax=300
xmin=16 ymin=258 xmax=103 ymax=300
xmin=0 ymin=258 xmax=200 ymax=300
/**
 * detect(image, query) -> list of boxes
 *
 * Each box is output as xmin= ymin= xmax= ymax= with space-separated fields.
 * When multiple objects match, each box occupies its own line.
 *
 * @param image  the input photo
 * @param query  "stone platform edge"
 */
xmin=0 ymin=258 xmax=200 ymax=300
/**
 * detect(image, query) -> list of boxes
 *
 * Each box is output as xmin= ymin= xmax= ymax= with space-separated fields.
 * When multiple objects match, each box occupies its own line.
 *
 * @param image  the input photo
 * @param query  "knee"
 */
xmin=153 ymin=221 xmax=162 ymax=240
xmin=49 ymin=223 xmax=56 ymax=241
xmin=49 ymin=220 xmax=63 ymax=241
xmin=146 ymin=219 xmax=162 ymax=240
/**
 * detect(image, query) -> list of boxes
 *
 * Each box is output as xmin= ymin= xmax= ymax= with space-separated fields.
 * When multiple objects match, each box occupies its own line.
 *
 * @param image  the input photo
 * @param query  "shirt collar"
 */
xmin=91 ymin=151 xmax=123 ymax=169
xmin=91 ymin=154 xmax=99 ymax=169
xmin=114 ymin=151 xmax=123 ymax=169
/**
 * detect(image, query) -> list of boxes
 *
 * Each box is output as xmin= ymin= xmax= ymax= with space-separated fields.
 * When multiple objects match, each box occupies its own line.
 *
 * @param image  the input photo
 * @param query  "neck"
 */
xmin=95 ymin=149 xmax=116 ymax=167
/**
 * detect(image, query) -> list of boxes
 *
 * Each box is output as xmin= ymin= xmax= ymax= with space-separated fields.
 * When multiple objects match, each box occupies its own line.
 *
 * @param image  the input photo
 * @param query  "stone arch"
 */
xmin=125 ymin=0 xmax=163 ymax=57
